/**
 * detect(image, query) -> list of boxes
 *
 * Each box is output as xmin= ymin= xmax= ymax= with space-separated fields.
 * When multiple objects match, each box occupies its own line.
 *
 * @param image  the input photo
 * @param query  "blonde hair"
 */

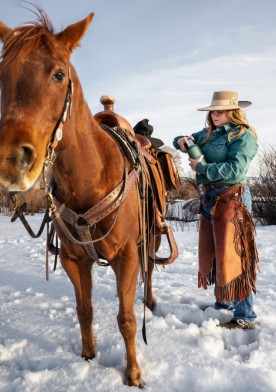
xmin=199 ymin=109 xmax=258 ymax=147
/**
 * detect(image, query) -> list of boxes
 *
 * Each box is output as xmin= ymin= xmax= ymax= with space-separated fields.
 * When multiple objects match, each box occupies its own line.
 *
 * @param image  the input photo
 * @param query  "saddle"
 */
xmin=94 ymin=95 xmax=179 ymax=265
xmin=94 ymin=95 xmax=134 ymax=135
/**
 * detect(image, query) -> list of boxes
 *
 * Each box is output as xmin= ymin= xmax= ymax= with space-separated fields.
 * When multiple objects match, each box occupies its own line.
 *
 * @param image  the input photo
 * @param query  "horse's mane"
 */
xmin=1 ymin=6 xmax=55 ymax=66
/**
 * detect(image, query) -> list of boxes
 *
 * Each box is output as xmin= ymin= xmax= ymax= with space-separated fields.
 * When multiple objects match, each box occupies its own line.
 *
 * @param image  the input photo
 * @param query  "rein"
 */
xmin=9 ymin=71 xmax=141 ymax=271
xmin=50 ymin=161 xmax=138 ymax=266
xmin=9 ymin=70 xmax=74 ymax=278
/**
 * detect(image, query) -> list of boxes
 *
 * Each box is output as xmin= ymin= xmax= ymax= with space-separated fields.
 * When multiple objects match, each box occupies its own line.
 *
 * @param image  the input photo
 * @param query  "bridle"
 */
xmin=9 ymin=67 xmax=137 ymax=270
xmin=42 ymin=69 xmax=74 ymax=212
xmin=8 ymin=68 xmax=74 ymax=275
xmin=10 ymin=68 xmax=74 ymax=218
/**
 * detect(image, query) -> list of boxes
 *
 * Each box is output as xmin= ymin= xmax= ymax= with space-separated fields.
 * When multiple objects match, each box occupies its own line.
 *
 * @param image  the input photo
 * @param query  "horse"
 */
xmin=0 ymin=9 xmax=178 ymax=387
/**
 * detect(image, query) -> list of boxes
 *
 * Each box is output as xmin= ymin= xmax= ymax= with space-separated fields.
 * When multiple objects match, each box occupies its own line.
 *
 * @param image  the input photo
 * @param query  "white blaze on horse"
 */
xmin=0 ymin=7 xmax=178 ymax=388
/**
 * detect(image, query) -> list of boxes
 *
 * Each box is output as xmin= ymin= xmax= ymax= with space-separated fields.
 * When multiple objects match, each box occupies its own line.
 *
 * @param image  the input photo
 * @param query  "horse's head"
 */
xmin=0 ymin=10 xmax=93 ymax=192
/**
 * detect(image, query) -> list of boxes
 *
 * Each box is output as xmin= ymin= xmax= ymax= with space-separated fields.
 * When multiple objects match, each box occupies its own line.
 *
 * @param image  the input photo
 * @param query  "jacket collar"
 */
xmin=215 ymin=122 xmax=237 ymax=133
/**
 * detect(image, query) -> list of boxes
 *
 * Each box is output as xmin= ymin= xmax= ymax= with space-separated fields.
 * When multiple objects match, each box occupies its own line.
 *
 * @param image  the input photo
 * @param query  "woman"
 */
xmin=173 ymin=91 xmax=259 ymax=330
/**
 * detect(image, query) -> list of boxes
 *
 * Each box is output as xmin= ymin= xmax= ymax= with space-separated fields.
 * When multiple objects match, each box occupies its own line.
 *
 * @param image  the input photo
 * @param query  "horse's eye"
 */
xmin=52 ymin=71 xmax=65 ymax=82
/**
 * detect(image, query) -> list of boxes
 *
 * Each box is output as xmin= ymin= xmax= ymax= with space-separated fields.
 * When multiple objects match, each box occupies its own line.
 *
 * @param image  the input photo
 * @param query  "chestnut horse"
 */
xmin=0 ymin=10 xmax=164 ymax=387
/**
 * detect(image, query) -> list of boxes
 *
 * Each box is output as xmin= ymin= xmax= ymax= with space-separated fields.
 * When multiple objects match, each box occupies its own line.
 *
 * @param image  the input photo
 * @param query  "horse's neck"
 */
xmin=53 ymin=80 xmax=124 ymax=209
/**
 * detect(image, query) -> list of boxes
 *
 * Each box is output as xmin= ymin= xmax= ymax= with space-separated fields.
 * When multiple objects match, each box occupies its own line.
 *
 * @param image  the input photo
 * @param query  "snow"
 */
xmin=0 ymin=214 xmax=276 ymax=392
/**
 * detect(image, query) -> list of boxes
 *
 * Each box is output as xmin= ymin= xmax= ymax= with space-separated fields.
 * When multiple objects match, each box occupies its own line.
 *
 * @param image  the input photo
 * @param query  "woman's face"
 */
xmin=210 ymin=110 xmax=230 ymax=127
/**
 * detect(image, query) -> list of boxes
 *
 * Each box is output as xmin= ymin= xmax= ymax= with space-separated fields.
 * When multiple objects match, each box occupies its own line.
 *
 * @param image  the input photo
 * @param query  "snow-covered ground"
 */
xmin=0 ymin=214 xmax=275 ymax=392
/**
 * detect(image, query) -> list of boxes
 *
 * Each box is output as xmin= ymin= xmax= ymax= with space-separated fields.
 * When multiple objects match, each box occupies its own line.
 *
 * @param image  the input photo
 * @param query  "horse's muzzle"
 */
xmin=0 ymin=142 xmax=37 ymax=192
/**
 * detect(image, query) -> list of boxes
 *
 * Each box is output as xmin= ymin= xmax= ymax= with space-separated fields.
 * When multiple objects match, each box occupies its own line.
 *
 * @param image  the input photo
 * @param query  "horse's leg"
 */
xmin=60 ymin=248 xmax=95 ymax=359
xmin=112 ymin=244 xmax=142 ymax=387
xmin=145 ymin=233 xmax=161 ymax=311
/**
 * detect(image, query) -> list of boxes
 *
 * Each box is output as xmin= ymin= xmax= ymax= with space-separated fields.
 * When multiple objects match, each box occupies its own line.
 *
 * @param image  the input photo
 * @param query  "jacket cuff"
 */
xmin=195 ymin=161 xmax=207 ymax=174
xmin=173 ymin=136 xmax=184 ymax=150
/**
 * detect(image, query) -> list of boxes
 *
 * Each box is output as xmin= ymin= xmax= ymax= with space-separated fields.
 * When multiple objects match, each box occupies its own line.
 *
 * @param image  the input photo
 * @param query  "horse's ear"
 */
xmin=0 ymin=22 xmax=13 ymax=43
xmin=55 ymin=13 xmax=94 ymax=53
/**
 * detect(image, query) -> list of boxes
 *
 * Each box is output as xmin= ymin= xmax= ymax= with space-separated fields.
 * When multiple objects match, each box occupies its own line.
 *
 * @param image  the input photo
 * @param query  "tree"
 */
xmin=160 ymin=145 xmax=184 ymax=178
xmin=251 ymin=145 xmax=276 ymax=225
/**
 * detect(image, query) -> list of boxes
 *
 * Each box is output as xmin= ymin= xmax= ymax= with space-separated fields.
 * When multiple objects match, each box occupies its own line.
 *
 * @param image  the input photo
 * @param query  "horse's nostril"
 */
xmin=20 ymin=145 xmax=36 ymax=170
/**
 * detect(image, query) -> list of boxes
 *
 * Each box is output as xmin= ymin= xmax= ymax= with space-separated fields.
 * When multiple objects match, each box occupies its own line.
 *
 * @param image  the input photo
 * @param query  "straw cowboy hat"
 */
xmin=197 ymin=91 xmax=252 ymax=111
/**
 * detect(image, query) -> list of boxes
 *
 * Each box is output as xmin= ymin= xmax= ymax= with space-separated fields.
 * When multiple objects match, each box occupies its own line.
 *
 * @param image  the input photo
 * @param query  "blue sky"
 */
xmin=1 ymin=0 xmax=276 ymax=169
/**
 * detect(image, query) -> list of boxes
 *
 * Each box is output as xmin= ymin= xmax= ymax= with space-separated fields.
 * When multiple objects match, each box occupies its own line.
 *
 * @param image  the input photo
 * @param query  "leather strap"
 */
xmin=54 ymin=168 xmax=138 ymax=227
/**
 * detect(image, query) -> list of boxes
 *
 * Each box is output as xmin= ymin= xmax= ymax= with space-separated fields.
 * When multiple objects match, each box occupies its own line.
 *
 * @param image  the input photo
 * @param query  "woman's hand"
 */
xmin=188 ymin=155 xmax=204 ymax=171
xmin=177 ymin=136 xmax=195 ymax=151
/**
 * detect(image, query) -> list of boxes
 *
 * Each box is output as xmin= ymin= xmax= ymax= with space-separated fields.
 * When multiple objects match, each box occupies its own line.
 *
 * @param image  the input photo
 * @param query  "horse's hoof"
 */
xmin=126 ymin=379 xmax=144 ymax=389
xmin=125 ymin=369 xmax=143 ymax=388
xmin=138 ymin=380 xmax=146 ymax=389
xmin=81 ymin=352 xmax=95 ymax=361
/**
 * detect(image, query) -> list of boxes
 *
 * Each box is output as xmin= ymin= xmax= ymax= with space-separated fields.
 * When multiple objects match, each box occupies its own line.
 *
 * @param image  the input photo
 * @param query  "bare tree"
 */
xmin=251 ymin=145 xmax=276 ymax=225
xmin=160 ymin=145 xmax=185 ymax=178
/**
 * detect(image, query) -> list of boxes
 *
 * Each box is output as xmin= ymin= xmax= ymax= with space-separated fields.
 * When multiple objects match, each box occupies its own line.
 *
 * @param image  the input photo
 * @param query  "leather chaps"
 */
xmin=198 ymin=184 xmax=259 ymax=302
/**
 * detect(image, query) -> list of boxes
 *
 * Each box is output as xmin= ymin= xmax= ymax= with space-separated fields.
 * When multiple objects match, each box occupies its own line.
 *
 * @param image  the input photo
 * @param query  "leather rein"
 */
xmin=10 ymin=71 xmax=73 ymax=228
xmin=10 ymin=69 xmax=140 ymax=271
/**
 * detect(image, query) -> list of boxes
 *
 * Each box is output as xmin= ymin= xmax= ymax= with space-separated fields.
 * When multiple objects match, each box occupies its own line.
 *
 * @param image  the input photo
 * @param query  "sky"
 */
xmin=0 ymin=0 xmax=276 ymax=172
xmin=0 ymin=214 xmax=275 ymax=391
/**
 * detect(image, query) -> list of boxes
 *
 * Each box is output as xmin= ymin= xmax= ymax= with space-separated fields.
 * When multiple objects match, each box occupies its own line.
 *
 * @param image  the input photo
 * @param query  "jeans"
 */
xmin=201 ymin=184 xmax=257 ymax=324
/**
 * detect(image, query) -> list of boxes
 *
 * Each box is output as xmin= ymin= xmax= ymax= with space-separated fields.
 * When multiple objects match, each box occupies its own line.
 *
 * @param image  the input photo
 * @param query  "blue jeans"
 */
xmin=201 ymin=184 xmax=257 ymax=324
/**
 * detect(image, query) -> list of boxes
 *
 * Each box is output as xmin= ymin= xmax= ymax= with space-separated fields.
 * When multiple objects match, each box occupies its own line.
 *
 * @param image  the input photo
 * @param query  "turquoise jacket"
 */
xmin=173 ymin=122 xmax=258 ymax=185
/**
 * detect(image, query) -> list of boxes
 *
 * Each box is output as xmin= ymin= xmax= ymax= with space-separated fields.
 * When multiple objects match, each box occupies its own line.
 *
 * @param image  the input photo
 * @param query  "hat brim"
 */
xmin=197 ymin=101 xmax=252 ymax=111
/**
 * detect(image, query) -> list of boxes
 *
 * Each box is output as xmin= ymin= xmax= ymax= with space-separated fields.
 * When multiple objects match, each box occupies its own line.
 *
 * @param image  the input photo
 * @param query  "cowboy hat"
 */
xmin=133 ymin=119 xmax=164 ymax=149
xmin=197 ymin=91 xmax=252 ymax=111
